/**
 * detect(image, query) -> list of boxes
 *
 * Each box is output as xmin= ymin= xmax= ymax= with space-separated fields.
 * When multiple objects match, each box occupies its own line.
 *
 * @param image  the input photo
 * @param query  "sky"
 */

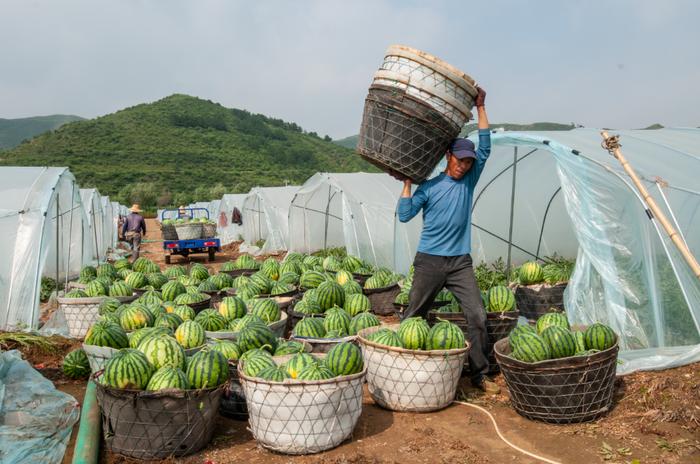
xmin=1 ymin=0 xmax=698 ymax=139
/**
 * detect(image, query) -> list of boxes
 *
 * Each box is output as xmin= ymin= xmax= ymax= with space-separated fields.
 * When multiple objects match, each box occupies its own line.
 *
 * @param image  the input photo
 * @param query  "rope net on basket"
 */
xmin=58 ymin=298 xmax=103 ymax=338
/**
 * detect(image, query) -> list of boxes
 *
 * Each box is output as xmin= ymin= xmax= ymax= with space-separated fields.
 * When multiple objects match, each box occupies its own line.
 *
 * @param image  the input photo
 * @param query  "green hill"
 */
xmin=0 ymin=114 xmax=84 ymax=149
xmin=0 ymin=94 xmax=375 ymax=208
xmin=334 ymin=134 xmax=359 ymax=149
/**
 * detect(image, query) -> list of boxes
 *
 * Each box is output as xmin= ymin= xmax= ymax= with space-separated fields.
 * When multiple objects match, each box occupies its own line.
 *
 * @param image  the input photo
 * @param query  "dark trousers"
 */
xmin=126 ymin=232 xmax=142 ymax=262
xmin=402 ymin=252 xmax=489 ymax=383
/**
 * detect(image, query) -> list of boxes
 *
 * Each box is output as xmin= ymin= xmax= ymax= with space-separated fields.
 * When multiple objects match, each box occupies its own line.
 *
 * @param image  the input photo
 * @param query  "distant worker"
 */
xmin=178 ymin=205 xmax=191 ymax=220
xmin=396 ymin=86 xmax=499 ymax=393
xmin=122 ymin=204 xmax=146 ymax=262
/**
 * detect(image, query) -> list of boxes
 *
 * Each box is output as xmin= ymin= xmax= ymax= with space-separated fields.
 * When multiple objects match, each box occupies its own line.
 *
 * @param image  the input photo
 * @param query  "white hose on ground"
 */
xmin=453 ymin=401 xmax=562 ymax=464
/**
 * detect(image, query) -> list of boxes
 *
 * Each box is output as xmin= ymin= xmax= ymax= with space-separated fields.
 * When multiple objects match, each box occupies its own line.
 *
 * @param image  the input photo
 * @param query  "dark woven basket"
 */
xmin=219 ymin=362 xmax=247 ymax=420
xmin=201 ymin=290 xmax=223 ymax=307
xmin=221 ymin=269 xmax=257 ymax=278
xmin=202 ymin=223 xmax=217 ymax=238
xmin=160 ymin=224 xmax=178 ymax=241
xmin=187 ymin=295 xmax=212 ymax=313
xmin=94 ymin=376 xmax=224 ymax=459
xmin=494 ymin=338 xmax=619 ymax=424
xmin=357 ymin=84 xmax=460 ymax=184
xmin=364 ymin=283 xmax=402 ymax=316
xmin=352 ymin=273 xmax=372 ymax=286
xmin=514 ymin=283 xmax=567 ymax=321
xmin=393 ymin=303 xmax=407 ymax=318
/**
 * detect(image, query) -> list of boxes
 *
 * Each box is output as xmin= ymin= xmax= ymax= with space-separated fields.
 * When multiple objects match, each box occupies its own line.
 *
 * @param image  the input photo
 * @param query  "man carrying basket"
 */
xmin=397 ymin=87 xmax=498 ymax=393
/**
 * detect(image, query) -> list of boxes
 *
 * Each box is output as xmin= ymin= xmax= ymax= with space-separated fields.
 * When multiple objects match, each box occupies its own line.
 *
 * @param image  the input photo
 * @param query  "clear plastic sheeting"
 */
xmin=399 ymin=128 xmax=699 ymax=374
xmin=0 ymin=350 xmax=80 ymax=463
xmin=288 ymin=173 xmax=403 ymax=268
xmin=242 ymin=186 xmax=299 ymax=253
xmin=218 ymin=194 xmax=247 ymax=245
xmin=0 ymin=167 xmax=88 ymax=330
xmin=80 ymin=188 xmax=108 ymax=262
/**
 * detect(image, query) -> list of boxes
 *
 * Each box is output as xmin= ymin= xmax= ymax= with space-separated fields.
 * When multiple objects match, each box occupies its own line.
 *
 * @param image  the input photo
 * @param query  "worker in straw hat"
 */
xmin=122 ymin=204 xmax=146 ymax=262
xmin=396 ymin=86 xmax=499 ymax=394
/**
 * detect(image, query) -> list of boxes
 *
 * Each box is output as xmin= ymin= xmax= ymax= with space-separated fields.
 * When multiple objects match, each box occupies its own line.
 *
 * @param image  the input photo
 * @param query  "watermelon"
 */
xmin=283 ymin=352 xmax=316 ymax=378
xmin=239 ymin=347 xmax=274 ymax=362
xmin=511 ymin=332 xmax=551 ymax=362
xmin=163 ymin=265 xmax=186 ymax=279
xmin=519 ymin=261 xmax=544 ymax=285
xmin=325 ymin=342 xmax=363 ymax=376
xmin=117 ymin=269 xmax=133 ymax=280
xmin=154 ymin=313 xmax=183 ymax=331
xmin=242 ymin=354 xmax=276 ymax=377
xmin=508 ymin=324 xmax=537 ymax=351
xmin=261 ymin=258 xmax=280 ymax=280
xmin=194 ymin=309 xmax=228 ymax=332
xmin=217 ymin=296 xmax=247 ymax=320
xmin=394 ymin=290 xmax=410 ymax=305
xmin=583 ymin=323 xmax=616 ymax=351
xmin=297 ymin=363 xmax=335 ymax=380
xmin=98 ymin=298 xmax=122 ymax=315
xmin=161 ymin=280 xmax=186 ymax=301
xmin=234 ymin=254 xmax=258 ymax=270
xmin=334 ymin=270 xmax=353 ymax=286
xmin=270 ymin=282 xmax=294 ymax=296
xmin=487 ymin=285 xmax=515 ymax=312
xmin=108 ymin=281 xmax=133 ymax=297
xmin=102 ymin=349 xmax=154 ymax=390
xmin=186 ymin=349 xmax=230 ymax=388
xmin=119 ymin=305 xmax=153 ymax=331
xmin=342 ymin=280 xmax=363 ymax=296
xmin=129 ymin=327 xmax=172 ymax=349
xmin=300 ymin=271 xmax=326 ymax=289
xmin=341 ymin=255 xmax=363 ymax=273
xmin=363 ymin=275 xmax=385 ymax=290
xmin=210 ymin=340 xmax=241 ymax=361
xmin=316 ymin=281 xmax=345 ymax=310
xmin=132 ymin=257 xmax=153 ymax=273
xmin=324 ymin=330 xmax=344 ymax=339
xmin=85 ymin=321 xmax=129 ymax=348
xmin=97 ymin=263 xmax=117 ymax=279
xmin=174 ymin=320 xmax=206 ymax=349
xmin=257 ymin=365 xmax=290 ymax=381
xmin=171 ymin=304 xmax=195 ymax=321
xmin=248 ymin=272 xmax=271 ymax=293
xmin=248 ymin=298 xmax=281 ymax=323
xmin=238 ymin=324 xmax=278 ymax=353
xmin=397 ymin=317 xmax=430 ymax=350
xmin=173 ymin=292 xmax=209 ymax=305
xmin=369 ymin=329 xmax=403 ymax=347
xmin=137 ymin=290 xmax=163 ymax=306
xmin=292 ymin=317 xmax=326 ymax=338
xmin=541 ymin=326 xmax=577 ymax=358
xmin=189 ymin=264 xmax=210 ymax=281
xmin=114 ymin=258 xmax=130 ymax=270
xmin=80 ymin=265 xmax=97 ymax=280
xmin=210 ymin=273 xmax=234 ymax=290
xmin=323 ymin=307 xmax=350 ymax=335
xmin=573 ymin=331 xmax=586 ymax=353
xmin=125 ymin=271 xmax=147 ymax=289
xmin=426 ymin=321 xmax=465 ymax=350
xmin=278 ymin=272 xmax=300 ymax=286
xmin=536 ymin=312 xmax=570 ymax=334
xmin=280 ymin=259 xmax=301 ymax=275
xmin=146 ymin=366 xmax=189 ymax=391
xmin=228 ymin=313 xmax=266 ymax=332
xmin=146 ymin=273 xmax=169 ymax=290
xmin=349 ymin=312 xmax=380 ymax=335
xmin=65 ymin=289 xmax=88 ymax=298
xmin=63 ymin=349 xmax=91 ymax=379
xmin=138 ymin=334 xmax=186 ymax=370
xmin=274 ymin=340 xmax=306 ymax=356
xmin=221 ymin=261 xmax=236 ymax=272
xmin=85 ymin=280 xmax=107 ymax=297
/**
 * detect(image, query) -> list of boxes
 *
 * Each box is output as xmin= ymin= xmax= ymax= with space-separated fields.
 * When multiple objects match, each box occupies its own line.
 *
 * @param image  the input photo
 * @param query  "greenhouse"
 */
xmin=0 ymin=167 xmax=88 ymax=330
xmin=242 ymin=186 xmax=299 ymax=253
xmin=218 ymin=193 xmax=247 ymax=245
xmin=80 ymin=188 xmax=108 ymax=263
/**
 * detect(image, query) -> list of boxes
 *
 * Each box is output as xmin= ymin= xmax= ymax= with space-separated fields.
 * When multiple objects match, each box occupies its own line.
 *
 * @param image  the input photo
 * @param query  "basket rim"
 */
xmin=58 ymin=295 xmax=112 ymax=304
xmin=515 ymin=282 xmax=568 ymax=290
xmin=362 ymin=283 xmax=400 ymax=295
xmin=485 ymin=310 xmax=520 ymax=320
xmin=290 ymin=334 xmax=357 ymax=345
xmin=385 ymin=44 xmax=477 ymax=93
xmin=494 ymin=337 xmax=619 ymax=370
xmin=238 ymin=354 xmax=367 ymax=387
xmin=92 ymin=370 xmax=225 ymax=397
xmin=82 ymin=343 xmax=120 ymax=353
xmin=357 ymin=324 xmax=470 ymax=357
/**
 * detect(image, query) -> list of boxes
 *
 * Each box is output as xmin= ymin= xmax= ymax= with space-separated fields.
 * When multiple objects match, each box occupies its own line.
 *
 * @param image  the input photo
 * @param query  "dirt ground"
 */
xmin=14 ymin=220 xmax=700 ymax=463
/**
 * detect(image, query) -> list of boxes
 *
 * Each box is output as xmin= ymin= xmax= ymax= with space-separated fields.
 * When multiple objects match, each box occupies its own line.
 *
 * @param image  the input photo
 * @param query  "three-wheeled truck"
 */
xmin=161 ymin=207 xmax=220 ymax=264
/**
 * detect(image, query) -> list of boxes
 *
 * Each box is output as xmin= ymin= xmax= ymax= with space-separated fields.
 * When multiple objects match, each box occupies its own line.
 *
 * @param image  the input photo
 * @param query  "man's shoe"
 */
xmin=472 ymin=378 xmax=501 ymax=394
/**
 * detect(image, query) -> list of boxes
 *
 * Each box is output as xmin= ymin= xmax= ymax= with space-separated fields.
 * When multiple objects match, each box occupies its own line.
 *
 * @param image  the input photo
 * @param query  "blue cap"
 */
xmin=449 ymin=138 xmax=476 ymax=159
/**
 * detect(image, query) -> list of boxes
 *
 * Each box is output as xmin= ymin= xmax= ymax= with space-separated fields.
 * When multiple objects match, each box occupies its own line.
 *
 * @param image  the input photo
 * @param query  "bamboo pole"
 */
xmin=600 ymin=131 xmax=700 ymax=279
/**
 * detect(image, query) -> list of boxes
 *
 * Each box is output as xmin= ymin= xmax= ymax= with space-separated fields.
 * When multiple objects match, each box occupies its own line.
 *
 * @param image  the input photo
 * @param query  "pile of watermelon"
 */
xmin=162 ymin=217 xmax=214 ymax=226
xmin=365 ymin=318 xmax=466 ymax=351
xmin=507 ymin=312 xmax=617 ymax=363
xmin=196 ymin=295 xmax=284 ymax=333
xmin=292 ymin=308 xmax=381 ymax=339
xmin=516 ymin=260 xmax=575 ymax=286
xmin=241 ymin=341 xmax=364 ymax=381
xmin=66 ymin=258 xmax=170 ymax=298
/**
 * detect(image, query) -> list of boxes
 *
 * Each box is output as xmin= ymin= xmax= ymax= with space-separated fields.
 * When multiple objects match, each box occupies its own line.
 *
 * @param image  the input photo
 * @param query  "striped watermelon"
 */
xmin=297 ymin=363 xmax=335 ymax=380
xmin=154 ymin=313 xmax=183 ymax=331
xmin=519 ymin=261 xmax=544 ymax=285
xmin=511 ymin=332 xmax=551 ymax=362
xmin=536 ymin=312 xmax=570 ymax=334
xmin=221 ymin=261 xmax=236 ymax=272
xmin=189 ymin=264 xmax=210 ymax=281
xmin=119 ymin=305 xmax=153 ymax=331
xmin=242 ymin=354 xmax=276 ymax=377
xmin=397 ymin=317 xmax=430 ymax=350
xmin=394 ymin=290 xmax=410 ymax=305
xmin=234 ymin=254 xmax=259 ymax=270
xmin=177 ymin=275 xmax=199 ymax=287
xmin=341 ymin=255 xmax=363 ymax=273
xmin=143 ymin=260 xmax=160 ymax=274
xmin=293 ymin=298 xmax=320 ymax=315
xmin=129 ymin=327 xmax=172 ymax=349
xmin=186 ymin=349 xmax=230 ymax=388
xmin=284 ymin=352 xmax=317 ymax=378
xmin=114 ymin=258 xmax=130 ymax=270
xmin=173 ymin=292 xmax=209 ymax=305
xmin=426 ymin=321 xmax=465 ymax=350
xmin=349 ymin=312 xmax=380 ymax=335
xmin=239 ymin=347 xmax=274 ymax=362
xmin=80 ymin=266 xmax=97 ymax=280
xmin=138 ymin=334 xmax=186 ymax=370
xmin=323 ymin=307 xmax=351 ymax=335
xmin=125 ymin=272 xmax=147 ymax=289
xmin=210 ymin=340 xmax=241 ymax=361
xmin=258 ymin=365 xmax=291 ymax=381
xmin=131 ymin=257 xmax=151 ymax=273
xmin=274 ymin=340 xmax=306 ymax=355
xmin=325 ymin=342 xmax=363 ymax=376
xmin=363 ymin=275 xmax=385 ymax=290
xmin=97 ymin=263 xmax=117 ymax=279
xmin=278 ymin=272 xmax=300 ymax=286
xmin=146 ymin=366 xmax=189 ymax=391
xmin=185 ymin=285 xmax=200 ymax=295
xmin=270 ymin=282 xmax=294 ymax=296
xmin=117 ymin=269 xmax=133 ymax=280
xmin=98 ymin=298 xmax=122 ymax=315
xmin=369 ymin=329 xmax=403 ymax=347
xmin=174 ymin=320 xmax=206 ymax=349
xmin=300 ymin=271 xmax=326 ymax=289
xmin=487 ymin=285 xmax=515 ymax=312
xmin=109 ymin=281 xmax=133 ymax=297
xmin=292 ymin=317 xmax=326 ymax=338
xmin=344 ymin=293 xmax=370 ymax=316
xmin=210 ymin=273 xmax=234 ymax=290
xmin=62 ymin=349 xmax=91 ymax=379
xmin=137 ymin=290 xmax=163 ymax=306
xmin=583 ymin=323 xmax=616 ymax=351
xmin=508 ymin=324 xmax=537 ymax=351
xmin=343 ymin=280 xmax=363 ymax=296
xmin=280 ymin=259 xmax=302 ymax=275
xmin=573 ymin=331 xmax=586 ymax=353
xmin=541 ymin=326 xmax=577 ymax=358
xmin=102 ymin=349 xmax=154 ymax=390
xmin=65 ymin=289 xmax=88 ymax=298
xmin=161 ymin=281 xmax=186 ymax=301
xmin=261 ymin=258 xmax=280 ymax=281
xmin=85 ymin=280 xmax=107 ymax=297
xmin=146 ymin=273 xmax=169 ymax=290
xmin=322 ymin=256 xmax=342 ymax=272
xmin=197 ymin=280 xmax=219 ymax=293
xmin=172 ymin=304 xmax=195 ymax=321
xmin=325 ymin=330 xmax=344 ymax=339
xmin=238 ymin=324 xmax=278 ymax=353
xmin=228 ymin=313 xmax=266 ymax=332
xmin=249 ymin=272 xmax=272 ymax=294
xmin=248 ymin=298 xmax=281 ymax=323
xmin=334 ymin=270 xmax=353 ymax=286
xmin=316 ymin=281 xmax=345 ymax=310
xmin=164 ymin=265 xmax=187 ymax=279
xmin=194 ymin=309 xmax=228 ymax=331
xmin=218 ymin=296 xmax=247 ymax=320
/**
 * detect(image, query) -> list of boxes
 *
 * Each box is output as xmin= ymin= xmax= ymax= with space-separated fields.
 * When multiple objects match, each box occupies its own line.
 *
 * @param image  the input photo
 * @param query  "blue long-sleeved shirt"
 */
xmin=397 ymin=129 xmax=491 ymax=256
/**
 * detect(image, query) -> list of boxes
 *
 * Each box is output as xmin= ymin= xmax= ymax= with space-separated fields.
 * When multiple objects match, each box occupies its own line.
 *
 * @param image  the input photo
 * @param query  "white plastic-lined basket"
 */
xmin=357 ymin=324 xmax=469 ymax=412
xmin=238 ymin=354 xmax=366 ymax=455
xmin=205 ymin=312 xmax=288 ymax=341
xmin=82 ymin=343 xmax=119 ymax=372
xmin=57 ymin=296 xmax=104 ymax=338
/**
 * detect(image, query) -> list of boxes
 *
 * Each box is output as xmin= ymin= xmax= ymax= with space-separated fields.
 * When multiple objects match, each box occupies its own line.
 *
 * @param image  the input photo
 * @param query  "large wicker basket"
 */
xmin=514 ymin=283 xmax=567 ymax=321
xmin=494 ymin=337 xmax=619 ymax=424
xmin=364 ymin=283 xmax=401 ymax=316
xmin=174 ymin=223 xmax=202 ymax=240
xmin=57 ymin=296 xmax=105 ymax=338
xmin=160 ymin=223 xmax=178 ymax=241
xmin=202 ymin=223 xmax=217 ymax=238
